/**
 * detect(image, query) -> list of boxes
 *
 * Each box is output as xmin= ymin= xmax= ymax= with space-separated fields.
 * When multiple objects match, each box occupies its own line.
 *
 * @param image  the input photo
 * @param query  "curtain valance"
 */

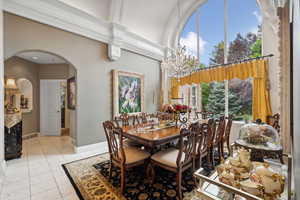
xmin=171 ymin=59 xmax=272 ymax=122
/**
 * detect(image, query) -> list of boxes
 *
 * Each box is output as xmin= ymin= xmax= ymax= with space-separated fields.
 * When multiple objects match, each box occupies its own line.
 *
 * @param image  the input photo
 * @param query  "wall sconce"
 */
xmin=5 ymin=78 xmax=18 ymax=90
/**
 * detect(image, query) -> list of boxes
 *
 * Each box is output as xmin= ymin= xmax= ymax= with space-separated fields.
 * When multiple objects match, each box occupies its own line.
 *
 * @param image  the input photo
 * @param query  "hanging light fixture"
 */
xmin=162 ymin=0 xmax=199 ymax=81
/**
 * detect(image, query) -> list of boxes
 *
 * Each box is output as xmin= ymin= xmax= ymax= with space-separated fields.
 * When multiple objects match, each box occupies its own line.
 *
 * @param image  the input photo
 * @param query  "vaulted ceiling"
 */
xmin=57 ymin=0 xmax=204 ymax=45
xmin=3 ymin=0 xmax=280 ymax=60
xmin=4 ymin=0 xmax=207 ymax=59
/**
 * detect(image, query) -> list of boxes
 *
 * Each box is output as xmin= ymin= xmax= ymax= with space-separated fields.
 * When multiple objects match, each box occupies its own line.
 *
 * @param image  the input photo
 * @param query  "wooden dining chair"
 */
xmin=115 ymin=113 xmax=131 ymax=127
xmin=212 ymin=116 xmax=226 ymax=163
xmin=149 ymin=128 xmax=196 ymax=200
xmin=132 ymin=112 xmax=149 ymax=125
xmin=140 ymin=112 xmax=148 ymax=124
xmin=221 ymin=116 xmax=233 ymax=158
xmin=267 ymin=113 xmax=280 ymax=133
xmin=189 ymin=122 xmax=204 ymax=170
xmin=102 ymin=121 xmax=150 ymax=193
xmin=157 ymin=112 xmax=173 ymax=121
xmin=132 ymin=114 xmax=140 ymax=126
xmin=114 ymin=114 xmax=142 ymax=147
xmin=195 ymin=111 xmax=214 ymax=120
xmin=206 ymin=119 xmax=217 ymax=169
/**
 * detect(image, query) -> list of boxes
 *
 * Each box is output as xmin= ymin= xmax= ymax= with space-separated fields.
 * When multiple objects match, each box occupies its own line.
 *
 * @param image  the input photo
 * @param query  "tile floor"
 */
xmin=0 ymin=136 xmax=101 ymax=200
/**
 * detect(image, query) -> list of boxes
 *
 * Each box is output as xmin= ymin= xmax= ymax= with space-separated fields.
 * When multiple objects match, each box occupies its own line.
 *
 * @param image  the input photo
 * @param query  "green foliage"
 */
xmin=201 ymin=83 xmax=210 ymax=109
xmin=118 ymin=75 xmax=141 ymax=113
xmin=206 ymin=82 xmax=225 ymax=118
xmin=228 ymin=89 xmax=243 ymax=120
xmin=250 ymin=39 xmax=262 ymax=58
xmin=206 ymin=82 xmax=242 ymax=119
xmin=210 ymin=41 xmax=224 ymax=65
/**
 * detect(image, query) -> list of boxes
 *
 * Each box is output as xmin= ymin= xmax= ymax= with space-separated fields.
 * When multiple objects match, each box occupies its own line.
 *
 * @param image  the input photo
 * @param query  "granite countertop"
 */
xmin=5 ymin=112 xmax=22 ymax=128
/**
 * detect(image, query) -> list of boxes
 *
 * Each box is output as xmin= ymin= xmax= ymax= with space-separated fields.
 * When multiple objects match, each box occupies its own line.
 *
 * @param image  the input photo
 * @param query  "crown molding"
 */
xmin=3 ymin=0 xmax=164 ymax=60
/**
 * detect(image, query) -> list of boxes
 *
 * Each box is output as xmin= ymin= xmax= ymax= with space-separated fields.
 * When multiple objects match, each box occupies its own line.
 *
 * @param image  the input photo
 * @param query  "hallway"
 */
xmin=0 ymin=136 xmax=99 ymax=200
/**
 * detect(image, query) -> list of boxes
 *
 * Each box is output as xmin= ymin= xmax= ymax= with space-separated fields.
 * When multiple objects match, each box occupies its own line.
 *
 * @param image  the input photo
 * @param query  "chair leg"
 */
xmin=192 ymin=157 xmax=195 ymax=172
xmin=199 ymin=156 xmax=202 ymax=169
xmin=109 ymin=160 xmax=113 ymax=179
xmin=120 ymin=167 xmax=126 ymax=193
xmin=221 ymin=142 xmax=225 ymax=159
xmin=210 ymin=147 xmax=214 ymax=168
xmin=176 ymin=171 xmax=183 ymax=200
xmin=147 ymin=163 xmax=155 ymax=184
xmin=226 ymin=137 xmax=231 ymax=156
xmin=217 ymin=144 xmax=222 ymax=162
xmin=207 ymin=148 xmax=212 ymax=169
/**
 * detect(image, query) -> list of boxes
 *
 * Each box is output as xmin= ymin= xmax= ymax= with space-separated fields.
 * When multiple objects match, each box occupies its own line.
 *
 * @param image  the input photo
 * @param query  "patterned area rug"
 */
xmin=62 ymin=153 xmax=205 ymax=200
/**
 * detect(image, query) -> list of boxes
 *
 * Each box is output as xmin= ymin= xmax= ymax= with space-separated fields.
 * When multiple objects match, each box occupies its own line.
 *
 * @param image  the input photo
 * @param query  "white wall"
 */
xmin=261 ymin=8 xmax=281 ymax=114
xmin=0 ymin=0 xmax=4 ymax=173
xmin=292 ymin=0 xmax=300 ymax=198
xmin=68 ymin=65 xmax=76 ymax=143
xmin=4 ymin=13 xmax=160 ymax=147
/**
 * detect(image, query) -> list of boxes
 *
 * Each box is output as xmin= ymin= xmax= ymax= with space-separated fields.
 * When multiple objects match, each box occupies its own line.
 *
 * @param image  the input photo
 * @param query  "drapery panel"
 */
xmin=171 ymin=59 xmax=272 ymax=122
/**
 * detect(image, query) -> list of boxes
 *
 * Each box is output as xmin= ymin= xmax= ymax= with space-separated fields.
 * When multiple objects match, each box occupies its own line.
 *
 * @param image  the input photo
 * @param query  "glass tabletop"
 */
xmin=194 ymin=155 xmax=292 ymax=200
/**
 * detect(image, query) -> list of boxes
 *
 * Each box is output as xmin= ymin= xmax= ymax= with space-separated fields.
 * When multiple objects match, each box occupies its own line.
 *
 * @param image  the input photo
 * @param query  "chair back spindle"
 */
xmin=224 ymin=116 xmax=233 ymax=142
xmin=119 ymin=113 xmax=130 ymax=127
xmin=102 ymin=121 xmax=126 ymax=164
xmin=215 ymin=116 xmax=226 ymax=144
xmin=176 ymin=129 xmax=196 ymax=168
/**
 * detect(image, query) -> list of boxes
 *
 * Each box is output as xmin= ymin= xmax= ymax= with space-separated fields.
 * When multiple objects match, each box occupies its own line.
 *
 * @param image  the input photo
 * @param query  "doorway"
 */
xmin=40 ymin=79 xmax=66 ymax=136
xmin=4 ymin=50 xmax=77 ymax=139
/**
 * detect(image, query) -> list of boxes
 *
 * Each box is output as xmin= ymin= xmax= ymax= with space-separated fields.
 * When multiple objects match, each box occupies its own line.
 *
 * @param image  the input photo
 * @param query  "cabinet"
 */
xmin=5 ymin=121 xmax=22 ymax=160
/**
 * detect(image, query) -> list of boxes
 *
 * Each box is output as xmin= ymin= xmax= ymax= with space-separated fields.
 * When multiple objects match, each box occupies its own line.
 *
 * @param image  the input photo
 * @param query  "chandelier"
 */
xmin=162 ymin=46 xmax=199 ymax=80
xmin=162 ymin=0 xmax=199 ymax=80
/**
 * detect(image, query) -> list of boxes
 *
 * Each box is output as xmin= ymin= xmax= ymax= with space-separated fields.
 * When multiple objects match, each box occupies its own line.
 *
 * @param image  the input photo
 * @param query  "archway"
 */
xmin=4 ymin=50 xmax=78 ymax=150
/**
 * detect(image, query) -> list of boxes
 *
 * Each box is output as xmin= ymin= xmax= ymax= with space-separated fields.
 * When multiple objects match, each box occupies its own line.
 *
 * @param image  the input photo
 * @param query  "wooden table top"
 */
xmin=122 ymin=125 xmax=181 ymax=147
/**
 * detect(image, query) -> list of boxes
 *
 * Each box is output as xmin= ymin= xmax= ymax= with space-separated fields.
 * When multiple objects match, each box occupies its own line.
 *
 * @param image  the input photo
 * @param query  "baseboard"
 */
xmin=0 ymin=160 xmax=6 ymax=175
xmin=75 ymin=141 xmax=108 ymax=154
xmin=22 ymin=132 xmax=39 ymax=140
xmin=71 ymin=137 xmax=76 ymax=145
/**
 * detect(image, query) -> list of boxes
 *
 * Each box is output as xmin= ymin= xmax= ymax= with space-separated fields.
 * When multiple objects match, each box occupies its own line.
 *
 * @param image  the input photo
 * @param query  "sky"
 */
xmin=180 ymin=0 xmax=261 ymax=66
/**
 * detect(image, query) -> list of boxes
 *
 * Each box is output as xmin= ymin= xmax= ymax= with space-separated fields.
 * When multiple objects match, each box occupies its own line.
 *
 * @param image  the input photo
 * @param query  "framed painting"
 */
xmin=67 ymin=76 xmax=76 ymax=110
xmin=112 ymin=70 xmax=144 ymax=118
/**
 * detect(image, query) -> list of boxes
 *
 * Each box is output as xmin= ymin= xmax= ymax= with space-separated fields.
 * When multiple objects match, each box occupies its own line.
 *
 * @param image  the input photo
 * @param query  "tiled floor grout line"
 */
xmin=0 ymin=169 xmax=5 ymax=199
xmin=2 ymin=136 xmax=81 ymax=200
xmin=24 ymin=141 xmax=31 ymax=200
xmin=28 ymin=138 xmax=43 ymax=200
xmin=38 ymin=137 xmax=65 ymax=200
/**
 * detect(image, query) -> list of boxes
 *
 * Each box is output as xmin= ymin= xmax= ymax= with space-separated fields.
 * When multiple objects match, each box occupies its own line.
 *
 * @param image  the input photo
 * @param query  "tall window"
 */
xmin=180 ymin=0 xmax=261 ymax=120
xmin=227 ymin=0 xmax=261 ymax=120
xmin=190 ymin=85 xmax=197 ymax=109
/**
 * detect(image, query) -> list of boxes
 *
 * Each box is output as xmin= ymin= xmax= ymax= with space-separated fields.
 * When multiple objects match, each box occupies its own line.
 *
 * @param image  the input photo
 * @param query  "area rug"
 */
xmin=62 ymin=153 xmax=204 ymax=200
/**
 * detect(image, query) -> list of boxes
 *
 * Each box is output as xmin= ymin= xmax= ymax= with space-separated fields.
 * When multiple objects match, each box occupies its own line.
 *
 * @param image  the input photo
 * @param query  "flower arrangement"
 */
xmin=162 ymin=104 xmax=191 ymax=113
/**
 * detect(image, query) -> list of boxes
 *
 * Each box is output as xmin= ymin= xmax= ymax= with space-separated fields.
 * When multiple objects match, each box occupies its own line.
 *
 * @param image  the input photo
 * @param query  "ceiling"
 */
xmin=57 ymin=0 xmax=200 ymax=45
xmin=16 ymin=51 xmax=67 ymax=64
xmin=3 ymin=0 xmax=208 ymax=59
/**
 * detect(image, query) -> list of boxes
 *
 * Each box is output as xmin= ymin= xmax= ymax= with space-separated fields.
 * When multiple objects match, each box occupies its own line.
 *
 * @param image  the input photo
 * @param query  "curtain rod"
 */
xmin=191 ymin=54 xmax=274 ymax=73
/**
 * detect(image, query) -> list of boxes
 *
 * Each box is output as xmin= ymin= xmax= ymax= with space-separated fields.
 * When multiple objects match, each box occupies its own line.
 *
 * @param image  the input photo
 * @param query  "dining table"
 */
xmin=121 ymin=124 xmax=181 ymax=148
xmin=121 ymin=118 xmax=208 ymax=149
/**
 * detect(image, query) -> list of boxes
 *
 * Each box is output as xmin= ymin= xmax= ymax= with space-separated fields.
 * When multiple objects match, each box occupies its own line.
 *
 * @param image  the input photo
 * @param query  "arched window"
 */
xmin=179 ymin=0 xmax=261 ymax=121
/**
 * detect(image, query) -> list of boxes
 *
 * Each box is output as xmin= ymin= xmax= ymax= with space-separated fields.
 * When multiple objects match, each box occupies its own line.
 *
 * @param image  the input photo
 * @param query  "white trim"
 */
xmin=0 ymin=160 xmax=6 ymax=175
xmin=162 ymin=0 xmax=208 ymax=48
xmin=3 ymin=0 xmax=164 ymax=60
xmin=75 ymin=141 xmax=108 ymax=154
xmin=71 ymin=137 xmax=76 ymax=146
xmin=22 ymin=132 xmax=39 ymax=139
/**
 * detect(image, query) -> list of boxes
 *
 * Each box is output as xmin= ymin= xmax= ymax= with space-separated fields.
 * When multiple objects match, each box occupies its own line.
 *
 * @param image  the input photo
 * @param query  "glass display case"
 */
xmin=236 ymin=123 xmax=282 ymax=151
xmin=194 ymin=153 xmax=292 ymax=200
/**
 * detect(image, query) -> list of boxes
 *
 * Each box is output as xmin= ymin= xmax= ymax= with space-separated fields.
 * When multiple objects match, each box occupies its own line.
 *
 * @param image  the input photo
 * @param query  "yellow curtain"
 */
xmin=252 ymin=60 xmax=272 ymax=122
xmin=171 ymin=78 xmax=180 ymax=99
xmin=170 ymin=59 xmax=272 ymax=122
